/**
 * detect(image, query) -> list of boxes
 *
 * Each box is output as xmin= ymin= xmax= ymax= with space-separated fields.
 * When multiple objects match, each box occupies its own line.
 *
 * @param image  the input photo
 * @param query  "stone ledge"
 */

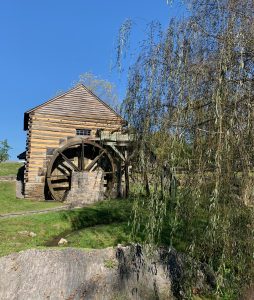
xmin=0 ymin=176 xmax=16 ymax=182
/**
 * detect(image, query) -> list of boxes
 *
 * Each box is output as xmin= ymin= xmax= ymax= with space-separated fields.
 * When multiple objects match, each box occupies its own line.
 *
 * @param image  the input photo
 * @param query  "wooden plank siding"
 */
xmin=23 ymin=84 xmax=124 ymax=199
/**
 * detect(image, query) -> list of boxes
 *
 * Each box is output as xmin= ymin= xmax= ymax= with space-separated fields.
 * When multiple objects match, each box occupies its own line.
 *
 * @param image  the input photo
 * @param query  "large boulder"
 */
xmin=0 ymin=247 xmax=173 ymax=300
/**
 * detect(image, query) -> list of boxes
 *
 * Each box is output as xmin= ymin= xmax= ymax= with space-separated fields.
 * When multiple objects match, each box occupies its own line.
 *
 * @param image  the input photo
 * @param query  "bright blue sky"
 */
xmin=0 ymin=0 xmax=185 ymax=160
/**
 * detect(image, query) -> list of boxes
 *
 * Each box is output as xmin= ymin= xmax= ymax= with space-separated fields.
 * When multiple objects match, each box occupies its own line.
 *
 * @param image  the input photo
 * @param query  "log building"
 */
xmin=19 ymin=84 xmax=129 ymax=203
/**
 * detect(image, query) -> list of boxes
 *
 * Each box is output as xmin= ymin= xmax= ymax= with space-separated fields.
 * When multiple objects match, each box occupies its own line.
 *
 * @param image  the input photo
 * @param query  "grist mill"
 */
xmin=17 ymin=84 xmax=131 ymax=205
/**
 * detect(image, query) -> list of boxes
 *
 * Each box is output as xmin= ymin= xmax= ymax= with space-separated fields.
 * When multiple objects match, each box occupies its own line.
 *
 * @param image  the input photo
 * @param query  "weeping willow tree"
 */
xmin=75 ymin=72 xmax=120 ymax=112
xmin=118 ymin=0 xmax=254 ymax=298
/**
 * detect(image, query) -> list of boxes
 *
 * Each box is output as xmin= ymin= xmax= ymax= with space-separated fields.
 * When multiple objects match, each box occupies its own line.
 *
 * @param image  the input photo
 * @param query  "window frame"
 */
xmin=76 ymin=128 xmax=92 ymax=136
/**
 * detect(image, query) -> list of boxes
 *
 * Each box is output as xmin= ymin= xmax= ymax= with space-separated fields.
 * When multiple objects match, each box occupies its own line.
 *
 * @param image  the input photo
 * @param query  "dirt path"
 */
xmin=0 ymin=205 xmax=70 ymax=219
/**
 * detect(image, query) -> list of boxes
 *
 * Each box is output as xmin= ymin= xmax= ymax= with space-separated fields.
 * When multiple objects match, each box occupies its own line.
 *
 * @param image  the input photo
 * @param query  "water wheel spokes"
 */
xmin=46 ymin=139 xmax=115 ymax=201
xmin=85 ymin=149 xmax=106 ymax=171
xmin=57 ymin=150 xmax=80 ymax=172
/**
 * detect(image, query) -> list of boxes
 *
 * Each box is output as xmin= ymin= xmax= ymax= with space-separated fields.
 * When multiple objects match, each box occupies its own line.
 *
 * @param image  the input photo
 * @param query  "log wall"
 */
xmin=24 ymin=112 xmax=123 ymax=199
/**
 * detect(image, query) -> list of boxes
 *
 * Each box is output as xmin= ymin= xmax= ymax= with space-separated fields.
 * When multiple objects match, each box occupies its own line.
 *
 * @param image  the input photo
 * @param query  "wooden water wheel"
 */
xmin=46 ymin=139 xmax=115 ymax=201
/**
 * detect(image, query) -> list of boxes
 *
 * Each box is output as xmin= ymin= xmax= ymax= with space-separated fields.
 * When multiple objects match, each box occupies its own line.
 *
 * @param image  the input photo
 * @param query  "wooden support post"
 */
xmin=124 ymin=150 xmax=129 ymax=198
xmin=116 ymin=161 xmax=122 ymax=197
xmin=81 ymin=140 xmax=85 ymax=171
xmin=124 ymin=163 xmax=129 ymax=198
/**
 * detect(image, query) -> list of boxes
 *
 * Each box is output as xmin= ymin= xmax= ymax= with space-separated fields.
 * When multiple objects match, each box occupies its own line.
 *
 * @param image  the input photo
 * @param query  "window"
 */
xmin=76 ymin=128 xmax=91 ymax=136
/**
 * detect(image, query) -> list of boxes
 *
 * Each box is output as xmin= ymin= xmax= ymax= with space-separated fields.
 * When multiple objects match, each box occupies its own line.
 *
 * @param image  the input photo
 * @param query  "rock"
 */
xmin=0 ymin=247 xmax=173 ymax=300
xmin=29 ymin=232 xmax=37 ymax=237
xmin=58 ymin=238 xmax=68 ymax=245
xmin=18 ymin=231 xmax=29 ymax=236
xmin=18 ymin=231 xmax=36 ymax=237
xmin=0 ymin=246 xmax=216 ymax=300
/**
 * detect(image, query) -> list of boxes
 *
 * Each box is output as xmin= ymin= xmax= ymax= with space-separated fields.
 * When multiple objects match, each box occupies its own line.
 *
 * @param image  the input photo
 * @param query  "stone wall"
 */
xmin=65 ymin=169 xmax=105 ymax=206
xmin=0 ymin=176 xmax=16 ymax=182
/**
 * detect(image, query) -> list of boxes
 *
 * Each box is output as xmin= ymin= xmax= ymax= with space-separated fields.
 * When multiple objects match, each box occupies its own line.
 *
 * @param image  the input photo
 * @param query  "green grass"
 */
xmin=0 ymin=178 xmax=132 ymax=257
xmin=0 ymin=182 xmax=63 ymax=214
xmin=0 ymin=211 xmax=70 ymax=256
xmin=0 ymin=162 xmax=22 ymax=176
xmin=65 ymin=223 xmax=130 ymax=249
xmin=0 ymin=198 xmax=132 ymax=257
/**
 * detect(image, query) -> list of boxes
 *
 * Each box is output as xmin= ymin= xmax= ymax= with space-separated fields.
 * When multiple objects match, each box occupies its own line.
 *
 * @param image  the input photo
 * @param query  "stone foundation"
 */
xmin=65 ymin=170 xmax=105 ymax=206
xmin=16 ymin=181 xmax=24 ymax=199
xmin=24 ymin=182 xmax=45 ymax=200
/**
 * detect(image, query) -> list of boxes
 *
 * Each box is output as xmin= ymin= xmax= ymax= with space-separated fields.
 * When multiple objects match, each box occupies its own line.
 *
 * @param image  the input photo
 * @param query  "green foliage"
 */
xmin=117 ymin=0 xmax=254 ymax=298
xmin=0 ymin=140 xmax=11 ymax=163
xmin=147 ymin=131 xmax=192 ymax=167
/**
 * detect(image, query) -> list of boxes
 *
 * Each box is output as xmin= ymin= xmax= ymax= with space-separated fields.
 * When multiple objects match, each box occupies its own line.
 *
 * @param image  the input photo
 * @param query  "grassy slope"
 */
xmin=0 ymin=179 xmax=213 ymax=260
xmin=0 ymin=162 xmax=63 ymax=213
xmin=0 ymin=199 xmax=132 ymax=257
xmin=0 ymin=162 xmax=22 ymax=176
xmin=0 ymin=162 xmax=132 ymax=256
xmin=0 ymin=182 xmax=63 ymax=214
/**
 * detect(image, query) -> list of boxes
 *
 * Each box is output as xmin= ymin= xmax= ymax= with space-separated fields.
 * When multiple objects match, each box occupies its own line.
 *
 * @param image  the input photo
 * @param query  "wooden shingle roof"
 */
xmin=24 ymin=84 xmax=124 ymax=130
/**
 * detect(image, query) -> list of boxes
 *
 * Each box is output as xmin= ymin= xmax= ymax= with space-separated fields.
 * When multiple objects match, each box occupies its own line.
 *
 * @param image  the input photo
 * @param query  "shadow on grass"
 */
xmin=62 ymin=199 xmax=133 ymax=230
xmin=45 ymin=199 xmax=133 ymax=247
